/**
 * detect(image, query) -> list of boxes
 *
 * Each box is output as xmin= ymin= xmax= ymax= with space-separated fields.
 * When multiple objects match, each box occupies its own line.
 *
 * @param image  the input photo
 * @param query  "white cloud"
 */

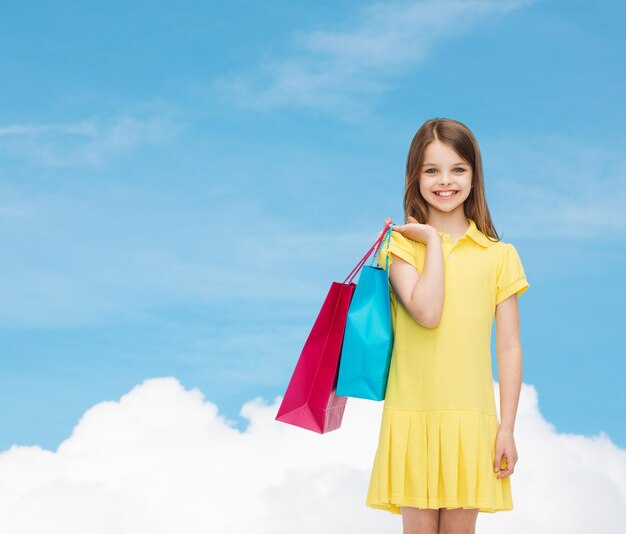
xmin=0 ymin=377 xmax=623 ymax=533
xmin=213 ymin=0 xmax=536 ymax=119
xmin=0 ymin=112 xmax=181 ymax=168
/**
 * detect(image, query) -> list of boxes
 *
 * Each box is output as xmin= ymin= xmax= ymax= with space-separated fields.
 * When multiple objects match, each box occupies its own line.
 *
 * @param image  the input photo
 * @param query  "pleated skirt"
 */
xmin=365 ymin=408 xmax=513 ymax=513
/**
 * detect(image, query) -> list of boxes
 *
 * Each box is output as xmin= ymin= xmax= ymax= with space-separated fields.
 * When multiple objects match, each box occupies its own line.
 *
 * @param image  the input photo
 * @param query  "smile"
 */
xmin=434 ymin=191 xmax=458 ymax=198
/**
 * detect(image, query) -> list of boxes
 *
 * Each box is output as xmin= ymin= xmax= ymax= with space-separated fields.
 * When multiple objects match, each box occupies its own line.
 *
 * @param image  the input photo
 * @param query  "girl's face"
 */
xmin=418 ymin=140 xmax=473 ymax=215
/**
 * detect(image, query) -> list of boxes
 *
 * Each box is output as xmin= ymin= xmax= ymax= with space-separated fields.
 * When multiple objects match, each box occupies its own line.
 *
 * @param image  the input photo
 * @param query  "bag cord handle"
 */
xmin=342 ymin=222 xmax=394 ymax=284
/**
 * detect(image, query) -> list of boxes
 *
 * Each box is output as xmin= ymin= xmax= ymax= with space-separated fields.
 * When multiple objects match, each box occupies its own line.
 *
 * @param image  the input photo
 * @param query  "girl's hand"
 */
xmin=493 ymin=428 xmax=518 ymax=479
xmin=385 ymin=215 xmax=439 ymax=245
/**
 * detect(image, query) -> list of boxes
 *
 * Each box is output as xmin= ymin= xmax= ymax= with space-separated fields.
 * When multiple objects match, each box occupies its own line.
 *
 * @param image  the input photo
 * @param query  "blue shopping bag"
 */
xmin=336 ymin=224 xmax=394 ymax=401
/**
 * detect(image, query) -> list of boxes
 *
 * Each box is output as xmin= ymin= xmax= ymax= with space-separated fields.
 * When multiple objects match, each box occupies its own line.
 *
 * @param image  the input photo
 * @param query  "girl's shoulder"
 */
xmin=492 ymin=239 xmax=530 ymax=303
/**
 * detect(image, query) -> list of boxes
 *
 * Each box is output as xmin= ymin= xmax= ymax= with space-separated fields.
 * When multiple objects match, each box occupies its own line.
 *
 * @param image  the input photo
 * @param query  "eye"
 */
xmin=424 ymin=167 xmax=467 ymax=174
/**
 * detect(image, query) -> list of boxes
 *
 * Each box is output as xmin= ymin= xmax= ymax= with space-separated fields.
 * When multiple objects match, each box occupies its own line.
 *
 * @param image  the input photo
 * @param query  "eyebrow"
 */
xmin=422 ymin=162 xmax=469 ymax=167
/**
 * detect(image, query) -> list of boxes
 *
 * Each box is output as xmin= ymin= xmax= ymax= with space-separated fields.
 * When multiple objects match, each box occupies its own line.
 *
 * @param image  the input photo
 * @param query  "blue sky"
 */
xmin=0 ymin=0 xmax=624 ymax=456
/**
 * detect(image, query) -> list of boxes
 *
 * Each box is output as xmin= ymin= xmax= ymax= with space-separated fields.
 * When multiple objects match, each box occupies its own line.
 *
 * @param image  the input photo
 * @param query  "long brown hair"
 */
xmin=404 ymin=118 xmax=501 ymax=242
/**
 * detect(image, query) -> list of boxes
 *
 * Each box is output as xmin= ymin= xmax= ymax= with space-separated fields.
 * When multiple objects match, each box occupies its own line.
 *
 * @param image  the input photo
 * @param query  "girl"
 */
xmin=365 ymin=118 xmax=529 ymax=534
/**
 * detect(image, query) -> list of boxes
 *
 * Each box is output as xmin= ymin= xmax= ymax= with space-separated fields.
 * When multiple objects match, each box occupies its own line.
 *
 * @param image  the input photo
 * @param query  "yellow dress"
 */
xmin=365 ymin=218 xmax=530 ymax=514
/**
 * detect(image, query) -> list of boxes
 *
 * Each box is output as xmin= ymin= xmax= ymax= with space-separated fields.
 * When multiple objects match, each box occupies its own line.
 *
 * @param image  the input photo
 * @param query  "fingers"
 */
xmin=494 ymin=453 xmax=515 ymax=479
xmin=497 ymin=460 xmax=514 ymax=479
xmin=383 ymin=217 xmax=397 ymax=230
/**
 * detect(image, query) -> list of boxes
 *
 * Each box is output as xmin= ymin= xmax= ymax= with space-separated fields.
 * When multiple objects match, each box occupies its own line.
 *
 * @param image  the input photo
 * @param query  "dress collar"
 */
xmin=437 ymin=218 xmax=491 ymax=248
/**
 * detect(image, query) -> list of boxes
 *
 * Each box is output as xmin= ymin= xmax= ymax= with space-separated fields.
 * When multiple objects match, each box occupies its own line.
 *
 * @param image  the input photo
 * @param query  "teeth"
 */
xmin=435 ymin=191 xmax=456 ymax=197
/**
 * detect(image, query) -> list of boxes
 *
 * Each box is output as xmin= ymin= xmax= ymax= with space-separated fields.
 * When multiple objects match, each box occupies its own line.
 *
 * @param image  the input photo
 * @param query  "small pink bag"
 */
xmin=275 ymin=222 xmax=393 ymax=433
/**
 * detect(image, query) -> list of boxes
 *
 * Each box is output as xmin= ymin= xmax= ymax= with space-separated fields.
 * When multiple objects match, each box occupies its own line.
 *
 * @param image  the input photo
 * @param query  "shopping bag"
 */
xmin=336 ymin=225 xmax=394 ymax=400
xmin=275 ymin=221 xmax=393 ymax=433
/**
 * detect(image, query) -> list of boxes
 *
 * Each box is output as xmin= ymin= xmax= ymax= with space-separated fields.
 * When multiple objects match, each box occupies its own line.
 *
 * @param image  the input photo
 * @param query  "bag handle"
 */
xmin=370 ymin=224 xmax=393 ymax=270
xmin=343 ymin=222 xmax=394 ymax=284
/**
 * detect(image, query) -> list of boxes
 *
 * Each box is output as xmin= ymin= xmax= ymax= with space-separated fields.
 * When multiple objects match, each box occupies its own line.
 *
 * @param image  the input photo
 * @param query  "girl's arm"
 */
xmin=492 ymin=293 xmax=523 ymax=478
xmin=495 ymin=293 xmax=523 ymax=434
xmin=388 ymin=232 xmax=444 ymax=328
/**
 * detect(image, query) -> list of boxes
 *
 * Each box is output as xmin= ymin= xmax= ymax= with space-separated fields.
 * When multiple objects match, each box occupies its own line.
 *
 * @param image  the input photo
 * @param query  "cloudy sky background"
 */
xmin=1 ymin=0 xmax=625 ymax=531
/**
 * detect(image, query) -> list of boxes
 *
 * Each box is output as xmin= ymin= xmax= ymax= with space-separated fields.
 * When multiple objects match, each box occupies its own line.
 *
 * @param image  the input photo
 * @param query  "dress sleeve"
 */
xmin=495 ymin=243 xmax=530 ymax=305
xmin=374 ymin=229 xmax=418 ymax=270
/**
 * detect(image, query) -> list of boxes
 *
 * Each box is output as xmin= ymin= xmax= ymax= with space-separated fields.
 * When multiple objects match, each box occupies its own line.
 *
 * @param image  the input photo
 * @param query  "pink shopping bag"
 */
xmin=275 ymin=222 xmax=393 ymax=433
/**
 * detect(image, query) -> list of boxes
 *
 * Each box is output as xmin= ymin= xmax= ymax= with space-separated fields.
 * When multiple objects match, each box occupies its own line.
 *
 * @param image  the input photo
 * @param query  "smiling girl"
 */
xmin=366 ymin=118 xmax=530 ymax=534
